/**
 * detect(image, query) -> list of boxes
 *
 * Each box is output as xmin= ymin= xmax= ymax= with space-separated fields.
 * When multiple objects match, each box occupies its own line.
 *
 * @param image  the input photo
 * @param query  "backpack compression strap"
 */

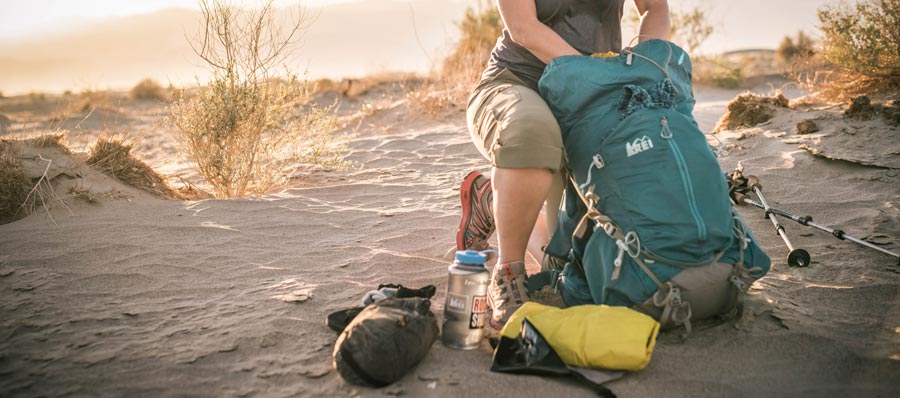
xmin=568 ymin=174 xmax=693 ymax=333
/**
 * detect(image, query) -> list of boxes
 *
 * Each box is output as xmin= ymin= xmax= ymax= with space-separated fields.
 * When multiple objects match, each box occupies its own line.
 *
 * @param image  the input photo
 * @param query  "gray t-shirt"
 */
xmin=483 ymin=0 xmax=626 ymax=90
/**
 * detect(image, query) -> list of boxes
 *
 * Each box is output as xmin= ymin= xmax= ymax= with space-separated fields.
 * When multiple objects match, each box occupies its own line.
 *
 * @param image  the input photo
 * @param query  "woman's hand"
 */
xmin=497 ymin=0 xmax=581 ymax=63
xmin=634 ymin=0 xmax=671 ymax=42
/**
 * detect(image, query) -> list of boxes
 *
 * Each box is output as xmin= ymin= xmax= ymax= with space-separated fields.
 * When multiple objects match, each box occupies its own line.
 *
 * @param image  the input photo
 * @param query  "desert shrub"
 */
xmin=408 ymin=1 xmax=501 ymax=117
xmin=171 ymin=77 xmax=344 ymax=197
xmin=694 ymin=57 xmax=745 ymax=89
xmin=86 ymin=137 xmax=176 ymax=198
xmin=28 ymin=92 xmax=46 ymax=102
xmin=440 ymin=1 xmax=501 ymax=89
xmin=170 ymin=0 xmax=344 ymax=198
xmin=0 ymin=140 xmax=30 ymax=223
xmin=714 ymin=93 xmax=789 ymax=132
xmin=709 ymin=63 xmax=744 ymax=89
xmin=776 ymin=31 xmax=817 ymax=65
xmin=817 ymin=0 xmax=900 ymax=98
xmin=623 ymin=4 xmax=714 ymax=54
xmin=669 ymin=7 xmax=714 ymax=54
xmin=130 ymin=78 xmax=168 ymax=101
xmin=167 ymin=83 xmax=188 ymax=101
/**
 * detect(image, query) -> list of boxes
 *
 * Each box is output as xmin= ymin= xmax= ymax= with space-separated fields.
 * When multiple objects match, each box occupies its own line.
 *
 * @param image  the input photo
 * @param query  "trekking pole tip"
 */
xmin=787 ymin=249 xmax=811 ymax=267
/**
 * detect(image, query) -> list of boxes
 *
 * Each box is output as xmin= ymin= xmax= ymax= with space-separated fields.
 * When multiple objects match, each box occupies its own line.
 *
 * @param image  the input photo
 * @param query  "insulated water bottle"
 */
xmin=441 ymin=250 xmax=490 ymax=350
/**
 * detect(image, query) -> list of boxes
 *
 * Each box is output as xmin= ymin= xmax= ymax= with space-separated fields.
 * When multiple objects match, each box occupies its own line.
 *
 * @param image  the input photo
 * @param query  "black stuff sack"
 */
xmin=332 ymin=297 xmax=438 ymax=387
xmin=325 ymin=284 xmax=437 ymax=334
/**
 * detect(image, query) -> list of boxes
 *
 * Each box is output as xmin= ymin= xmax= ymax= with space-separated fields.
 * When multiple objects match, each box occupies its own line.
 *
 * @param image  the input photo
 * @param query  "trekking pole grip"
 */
xmin=746 ymin=175 xmax=761 ymax=190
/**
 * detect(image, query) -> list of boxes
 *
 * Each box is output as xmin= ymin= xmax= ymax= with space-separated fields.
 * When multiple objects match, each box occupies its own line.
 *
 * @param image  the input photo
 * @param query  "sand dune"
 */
xmin=1 ymin=80 xmax=899 ymax=397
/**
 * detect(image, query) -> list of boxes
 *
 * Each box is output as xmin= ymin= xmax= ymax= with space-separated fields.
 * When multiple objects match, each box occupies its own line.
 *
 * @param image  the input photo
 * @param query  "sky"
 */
xmin=0 ymin=0 xmax=359 ymax=39
xmin=0 ymin=0 xmax=839 ymax=46
xmin=0 ymin=0 xmax=846 ymax=94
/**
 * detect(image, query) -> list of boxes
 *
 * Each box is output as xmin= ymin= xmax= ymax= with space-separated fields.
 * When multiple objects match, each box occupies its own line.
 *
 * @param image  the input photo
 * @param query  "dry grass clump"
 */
xmin=0 ymin=140 xmax=31 ymax=224
xmin=311 ymin=75 xmax=402 ymax=99
xmin=884 ymin=101 xmax=900 ymax=125
xmin=0 ymin=113 xmax=10 ymax=134
xmin=408 ymin=1 xmax=501 ymax=117
xmin=0 ymin=135 xmax=71 ymax=224
xmin=66 ymin=89 xmax=115 ymax=114
xmin=28 ymin=92 xmax=47 ymax=102
xmin=173 ymin=179 xmax=214 ymax=201
xmin=129 ymin=78 xmax=169 ymax=101
xmin=815 ymin=0 xmax=900 ymax=100
xmin=86 ymin=137 xmax=177 ymax=198
xmin=844 ymin=96 xmax=900 ymax=125
xmin=32 ymin=133 xmax=72 ymax=153
xmin=714 ymin=93 xmax=789 ymax=132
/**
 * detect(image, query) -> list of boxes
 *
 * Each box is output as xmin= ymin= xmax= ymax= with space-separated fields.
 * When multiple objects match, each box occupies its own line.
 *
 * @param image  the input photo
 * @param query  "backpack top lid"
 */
xmin=538 ymin=39 xmax=695 ymax=137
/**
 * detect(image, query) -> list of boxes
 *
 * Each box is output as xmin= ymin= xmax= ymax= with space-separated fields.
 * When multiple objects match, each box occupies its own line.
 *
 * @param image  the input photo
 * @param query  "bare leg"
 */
xmin=524 ymin=210 xmax=549 ymax=274
xmin=524 ymin=171 xmax=565 ymax=273
xmin=492 ymin=167 xmax=553 ymax=267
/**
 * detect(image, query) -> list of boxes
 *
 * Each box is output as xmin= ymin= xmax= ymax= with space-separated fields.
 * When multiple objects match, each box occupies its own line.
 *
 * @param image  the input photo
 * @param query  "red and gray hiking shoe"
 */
xmin=457 ymin=170 xmax=495 ymax=252
xmin=487 ymin=261 xmax=529 ymax=330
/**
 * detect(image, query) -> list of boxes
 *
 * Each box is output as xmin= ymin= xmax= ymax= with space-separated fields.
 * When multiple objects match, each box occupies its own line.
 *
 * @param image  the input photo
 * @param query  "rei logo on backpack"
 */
xmin=625 ymin=135 xmax=653 ymax=157
xmin=536 ymin=40 xmax=771 ymax=334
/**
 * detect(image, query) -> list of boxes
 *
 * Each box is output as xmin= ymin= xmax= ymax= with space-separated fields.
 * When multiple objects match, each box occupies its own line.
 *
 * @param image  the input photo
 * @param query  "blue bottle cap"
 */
xmin=455 ymin=250 xmax=487 ymax=265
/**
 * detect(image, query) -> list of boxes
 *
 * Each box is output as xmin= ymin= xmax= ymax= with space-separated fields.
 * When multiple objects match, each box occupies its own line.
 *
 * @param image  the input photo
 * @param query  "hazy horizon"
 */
xmin=0 ymin=0 xmax=842 ymax=95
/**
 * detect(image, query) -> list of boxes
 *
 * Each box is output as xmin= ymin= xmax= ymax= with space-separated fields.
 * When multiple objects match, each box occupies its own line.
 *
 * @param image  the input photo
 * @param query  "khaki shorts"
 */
xmin=466 ymin=69 xmax=564 ymax=172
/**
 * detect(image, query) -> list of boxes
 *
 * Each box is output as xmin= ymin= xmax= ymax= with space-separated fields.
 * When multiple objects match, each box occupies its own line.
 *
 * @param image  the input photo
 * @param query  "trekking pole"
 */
xmin=737 ymin=198 xmax=900 ymax=265
xmin=734 ymin=175 xmax=812 ymax=267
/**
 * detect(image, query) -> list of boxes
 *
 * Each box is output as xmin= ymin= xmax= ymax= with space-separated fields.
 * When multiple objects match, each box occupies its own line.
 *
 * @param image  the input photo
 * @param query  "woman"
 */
xmin=457 ymin=0 xmax=670 ymax=329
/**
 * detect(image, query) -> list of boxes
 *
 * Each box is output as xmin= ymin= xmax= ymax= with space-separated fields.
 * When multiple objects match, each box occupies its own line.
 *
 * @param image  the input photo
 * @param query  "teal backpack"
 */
xmin=536 ymin=40 xmax=771 ymax=333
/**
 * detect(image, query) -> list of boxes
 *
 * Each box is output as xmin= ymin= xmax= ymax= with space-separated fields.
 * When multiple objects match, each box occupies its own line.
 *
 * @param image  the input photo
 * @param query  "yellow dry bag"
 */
xmin=498 ymin=302 xmax=659 ymax=371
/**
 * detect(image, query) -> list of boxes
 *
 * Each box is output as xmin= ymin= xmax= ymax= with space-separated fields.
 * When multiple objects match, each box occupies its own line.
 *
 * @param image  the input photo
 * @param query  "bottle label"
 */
xmin=446 ymin=292 xmax=467 ymax=313
xmin=469 ymin=295 xmax=487 ymax=329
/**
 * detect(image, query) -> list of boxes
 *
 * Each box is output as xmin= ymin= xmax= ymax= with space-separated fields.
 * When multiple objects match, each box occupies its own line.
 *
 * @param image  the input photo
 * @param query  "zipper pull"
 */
xmin=612 ymin=240 xmax=626 ymax=280
xmin=592 ymin=154 xmax=605 ymax=169
xmin=660 ymin=115 xmax=672 ymax=139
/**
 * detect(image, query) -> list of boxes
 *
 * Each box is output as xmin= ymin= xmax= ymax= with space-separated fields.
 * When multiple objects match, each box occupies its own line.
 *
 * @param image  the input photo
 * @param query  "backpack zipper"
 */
xmin=660 ymin=116 xmax=708 ymax=241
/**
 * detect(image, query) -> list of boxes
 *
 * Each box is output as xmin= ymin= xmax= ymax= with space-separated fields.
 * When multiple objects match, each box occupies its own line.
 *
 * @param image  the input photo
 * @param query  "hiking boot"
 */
xmin=457 ymin=170 xmax=494 ymax=251
xmin=487 ymin=261 xmax=529 ymax=329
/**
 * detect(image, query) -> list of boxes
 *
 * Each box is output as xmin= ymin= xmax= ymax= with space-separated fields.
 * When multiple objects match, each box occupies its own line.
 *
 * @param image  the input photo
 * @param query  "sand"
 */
xmin=1 ymin=82 xmax=898 ymax=398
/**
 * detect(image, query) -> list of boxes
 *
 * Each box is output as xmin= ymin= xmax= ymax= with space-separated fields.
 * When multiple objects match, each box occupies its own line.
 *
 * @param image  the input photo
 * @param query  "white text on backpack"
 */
xmin=626 ymin=136 xmax=654 ymax=157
